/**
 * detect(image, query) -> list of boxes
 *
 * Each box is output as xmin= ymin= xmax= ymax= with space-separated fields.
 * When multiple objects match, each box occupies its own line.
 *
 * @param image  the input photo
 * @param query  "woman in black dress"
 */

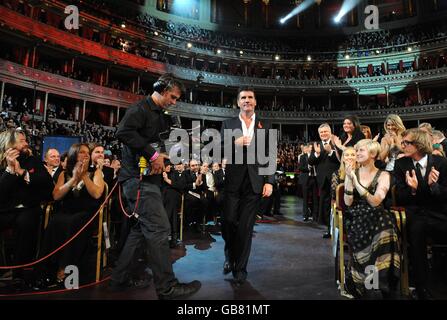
xmin=42 ymin=143 xmax=105 ymax=283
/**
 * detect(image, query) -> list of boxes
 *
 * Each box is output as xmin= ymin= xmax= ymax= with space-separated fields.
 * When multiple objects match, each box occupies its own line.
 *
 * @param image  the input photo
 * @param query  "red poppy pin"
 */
xmin=257 ymin=122 xmax=263 ymax=129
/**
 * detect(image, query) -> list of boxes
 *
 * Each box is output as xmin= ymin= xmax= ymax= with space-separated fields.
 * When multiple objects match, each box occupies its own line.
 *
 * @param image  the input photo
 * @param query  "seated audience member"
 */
xmin=89 ymin=143 xmax=114 ymax=188
xmin=44 ymin=148 xmax=61 ymax=183
xmin=162 ymin=161 xmax=186 ymax=248
xmin=360 ymin=125 xmax=372 ymax=140
xmin=344 ymin=139 xmax=400 ymax=299
xmin=41 ymin=143 xmax=105 ymax=283
xmin=184 ymin=159 xmax=208 ymax=231
xmin=379 ymin=114 xmax=406 ymax=172
xmin=432 ymin=130 xmax=447 ymax=153
xmin=331 ymin=147 xmax=356 ymax=202
xmin=0 ymin=129 xmax=53 ymax=281
xmin=432 ymin=143 xmax=445 ymax=157
xmin=394 ymin=128 xmax=447 ymax=300
xmin=418 ymin=123 xmax=434 ymax=143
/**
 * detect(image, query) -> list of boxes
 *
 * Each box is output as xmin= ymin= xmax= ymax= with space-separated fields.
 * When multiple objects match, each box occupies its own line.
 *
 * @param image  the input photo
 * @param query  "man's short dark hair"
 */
xmin=154 ymin=73 xmax=185 ymax=94
xmin=237 ymin=87 xmax=256 ymax=100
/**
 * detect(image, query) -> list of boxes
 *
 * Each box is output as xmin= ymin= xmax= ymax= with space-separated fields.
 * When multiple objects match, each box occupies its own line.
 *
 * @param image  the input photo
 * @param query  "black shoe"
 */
xmin=303 ymin=217 xmax=309 ymax=222
xmin=232 ymin=270 xmax=247 ymax=285
xmin=158 ymin=280 xmax=201 ymax=300
xmin=416 ymin=288 xmax=434 ymax=300
xmin=223 ymin=261 xmax=232 ymax=275
xmin=108 ymin=278 xmax=151 ymax=292
xmin=322 ymin=232 xmax=331 ymax=239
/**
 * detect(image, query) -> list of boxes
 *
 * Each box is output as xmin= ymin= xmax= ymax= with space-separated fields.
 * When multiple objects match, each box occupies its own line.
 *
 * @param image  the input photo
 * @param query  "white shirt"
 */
xmin=412 ymin=154 xmax=428 ymax=178
xmin=205 ymin=172 xmax=215 ymax=192
xmin=239 ymin=112 xmax=256 ymax=139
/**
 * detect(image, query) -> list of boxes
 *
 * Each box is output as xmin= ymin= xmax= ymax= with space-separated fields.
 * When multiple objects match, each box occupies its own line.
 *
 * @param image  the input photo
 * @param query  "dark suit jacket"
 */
xmin=214 ymin=169 xmax=225 ymax=192
xmin=394 ymin=154 xmax=447 ymax=217
xmin=308 ymin=142 xmax=340 ymax=190
xmin=298 ymin=153 xmax=311 ymax=186
xmin=0 ymin=155 xmax=54 ymax=213
xmin=167 ymin=170 xmax=187 ymax=193
xmin=184 ymin=169 xmax=208 ymax=197
xmin=220 ymin=116 xmax=275 ymax=194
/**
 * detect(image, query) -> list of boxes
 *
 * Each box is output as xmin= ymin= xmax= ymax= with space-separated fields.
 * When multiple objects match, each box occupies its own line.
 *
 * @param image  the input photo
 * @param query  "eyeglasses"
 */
xmin=401 ymin=140 xmax=415 ymax=147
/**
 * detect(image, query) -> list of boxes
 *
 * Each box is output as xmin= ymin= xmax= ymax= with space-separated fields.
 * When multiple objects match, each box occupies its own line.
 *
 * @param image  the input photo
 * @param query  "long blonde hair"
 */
xmin=384 ymin=114 xmax=406 ymax=135
xmin=0 ymin=128 xmax=27 ymax=169
xmin=338 ymin=147 xmax=356 ymax=180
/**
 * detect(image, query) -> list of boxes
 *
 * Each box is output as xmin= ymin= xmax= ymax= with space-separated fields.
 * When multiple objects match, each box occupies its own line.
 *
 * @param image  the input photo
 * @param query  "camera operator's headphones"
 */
xmin=153 ymin=73 xmax=176 ymax=94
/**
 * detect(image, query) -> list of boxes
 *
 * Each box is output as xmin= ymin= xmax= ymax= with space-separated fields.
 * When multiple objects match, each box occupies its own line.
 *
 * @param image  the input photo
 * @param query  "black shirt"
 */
xmin=116 ymin=97 xmax=170 ymax=184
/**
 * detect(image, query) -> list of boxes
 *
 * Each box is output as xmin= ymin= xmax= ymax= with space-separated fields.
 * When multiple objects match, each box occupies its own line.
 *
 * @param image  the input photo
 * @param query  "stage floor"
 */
xmin=2 ymin=196 xmax=447 ymax=300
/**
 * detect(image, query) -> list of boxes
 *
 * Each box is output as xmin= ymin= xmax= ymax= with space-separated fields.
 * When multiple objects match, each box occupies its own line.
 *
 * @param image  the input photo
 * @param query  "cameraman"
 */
xmin=109 ymin=73 xmax=201 ymax=299
xmin=0 ymin=128 xmax=53 ymax=281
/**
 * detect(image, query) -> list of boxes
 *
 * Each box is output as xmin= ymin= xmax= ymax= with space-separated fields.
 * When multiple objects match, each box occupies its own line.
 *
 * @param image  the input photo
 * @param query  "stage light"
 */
xmin=332 ymin=0 xmax=362 ymax=25
xmin=345 ymin=54 xmax=350 ymax=60
xmin=275 ymin=55 xmax=280 ymax=61
xmin=239 ymin=50 xmax=244 ymax=55
xmin=154 ymin=31 xmax=159 ymax=36
xmin=375 ymin=49 xmax=380 ymax=54
xmin=407 ymin=47 xmax=412 ymax=52
xmin=121 ymin=22 xmax=126 ymax=28
xmin=307 ymin=55 xmax=312 ymax=61
xmin=217 ymin=49 xmax=221 ymax=54
xmin=279 ymin=0 xmax=314 ymax=24
xmin=187 ymin=42 xmax=193 ymax=48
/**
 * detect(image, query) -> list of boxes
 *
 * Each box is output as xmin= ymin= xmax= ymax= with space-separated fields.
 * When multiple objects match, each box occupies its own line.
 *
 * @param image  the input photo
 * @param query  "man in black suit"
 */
xmin=298 ymin=144 xmax=318 ymax=222
xmin=43 ymin=148 xmax=61 ymax=183
xmin=0 ymin=129 xmax=54 ymax=281
xmin=308 ymin=123 xmax=340 ymax=238
xmin=394 ymin=128 xmax=447 ymax=300
xmin=220 ymin=87 xmax=276 ymax=285
xmin=184 ymin=159 xmax=209 ymax=231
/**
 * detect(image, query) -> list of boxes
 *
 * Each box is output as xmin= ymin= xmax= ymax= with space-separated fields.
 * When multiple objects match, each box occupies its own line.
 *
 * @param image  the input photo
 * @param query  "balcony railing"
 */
xmin=1 ymin=57 xmax=446 ymax=124
xmin=0 ymin=59 xmax=142 ymax=107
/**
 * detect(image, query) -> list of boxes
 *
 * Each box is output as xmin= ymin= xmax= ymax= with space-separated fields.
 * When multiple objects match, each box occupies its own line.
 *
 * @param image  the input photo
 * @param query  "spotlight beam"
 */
xmin=333 ymin=0 xmax=362 ymax=23
xmin=279 ymin=0 xmax=315 ymax=24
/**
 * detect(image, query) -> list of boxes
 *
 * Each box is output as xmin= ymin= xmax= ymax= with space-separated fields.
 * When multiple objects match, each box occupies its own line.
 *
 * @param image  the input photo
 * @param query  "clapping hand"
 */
xmin=405 ymin=170 xmax=419 ymax=190
xmin=313 ymin=142 xmax=321 ymax=155
xmin=428 ymin=166 xmax=440 ymax=187
xmin=5 ymin=148 xmax=20 ymax=173
xmin=345 ymin=164 xmax=356 ymax=181
xmin=332 ymin=135 xmax=343 ymax=151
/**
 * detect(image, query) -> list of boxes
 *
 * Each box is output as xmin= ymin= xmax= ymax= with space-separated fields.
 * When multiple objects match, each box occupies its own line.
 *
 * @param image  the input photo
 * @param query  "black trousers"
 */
xmin=111 ymin=178 xmax=177 ymax=293
xmin=406 ymin=206 xmax=447 ymax=290
xmin=0 ymin=207 xmax=41 ymax=275
xmin=163 ymin=189 xmax=182 ymax=237
xmin=222 ymin=172 xmax=260 ymax=275
xmin=318 ymin=182 xmax=331 ymax=233
xmin=302 ymin=177 xmax=318 ymax=219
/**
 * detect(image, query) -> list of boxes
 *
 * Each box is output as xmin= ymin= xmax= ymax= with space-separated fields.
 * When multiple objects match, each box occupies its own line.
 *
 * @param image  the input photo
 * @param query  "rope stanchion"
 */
xmin=0 ymin=182 xmax=118 ymax=270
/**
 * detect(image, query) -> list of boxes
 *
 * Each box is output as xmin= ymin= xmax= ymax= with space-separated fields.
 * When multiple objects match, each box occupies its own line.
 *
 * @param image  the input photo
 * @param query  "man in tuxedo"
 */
xmin=308 ymin=123 xmax=340 ymax=238
xmin=220 ymin=87 xmax=275 ymax=285
xmin=43 ymin=148 xmax=61 ymax=183
xmin=184 ymin=159 xmax=208 ymax=231
xmin=394 ymin=128 xmax=447 ymax=300
xmin=298 ymin=144 xmax=318 ymax=222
